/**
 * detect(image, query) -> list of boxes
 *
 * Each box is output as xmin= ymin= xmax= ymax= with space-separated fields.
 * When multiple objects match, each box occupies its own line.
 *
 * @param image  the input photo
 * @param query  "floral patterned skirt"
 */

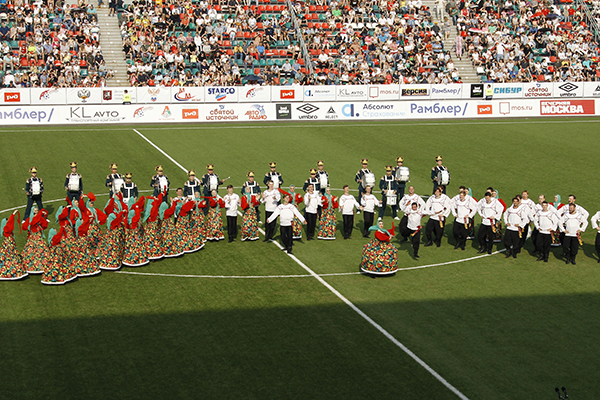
xmin=97 ymin=229 xmax=124 ymax=270
xmin=123 ymin=227 xmax=149 ymax=267
xmin=241 ymin=207 xmax=259 ymax=241
xmin=41 ymin=244 xmax=78 ymax=285
xmin=178 ymin=215 xmax=203 ymax=253
xmin=21 ymin=230 xmax=49 ymax=274
xmin=72 ymin=237 xmax=101 ymax=277
xmin=144 ymin=220 xmax=164 ymax=260
xmin=292 ymin=216 xmax=303 ymax=239
xmin=318 ymin=208 xmax=336 ymax=240
xmin=206 ymin=207 xmax=224 ymax=241
xmin=88 ymin=223 xmax=103 ymax=256
xmin=0 ymin=236 xmax=28 ymax=281
xmin=360 ymin=238 xmax=398 ymax=275
xmin=163 ymin=218 xmax=185 ymax=258
xmin=192 ymin=210 xmax=207 ymax=243
xmin=551 ymin=230 xmax=562 ymax=246
xmin=493 ymin=221 xmax=503 ymax=243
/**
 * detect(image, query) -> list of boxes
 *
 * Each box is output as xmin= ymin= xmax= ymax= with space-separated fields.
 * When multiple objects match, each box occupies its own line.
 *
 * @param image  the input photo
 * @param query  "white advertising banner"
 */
xmin=302 ymin=86 xmax=336 ymax=102
xmin=491 ymin=83 xmax=524 ymax=99
xmin=367 ymin=85 xmax=400 ymax=101
xmin=270 ymin=85 xmax=303 ymax=102
xmin=203 ymin=86 xmax=237 ymax=103
xmin=553 ymin=81 xmax=584 ymax=98
xmin=0 ymin=105 xmax=57 ymax=124
xmin=136 ymin=86 xmax=172 ymax=104
xmin=101 ymin=87 xmax=135 ymax=104
xmin=335 ymin=85 xmax=369 ymax=101
xmin=0 ymin=88 xmax=31 ymax=105
xmin=173 ymin=86 xmax=205 ymax=103
xmin=583 ymin=82 xmax=600 ymax=97
xmin=30 ymin=88 xmax=68 ymax=105
xmin=238 ymin=85 xmax=271 ymax=103
xmin=66 ymin=88 xmax=104 ymax=104
xmin=522 ymin=82 xmax=554 ymax=99
xmin=430 ymin=84 xmax=464 ymax=99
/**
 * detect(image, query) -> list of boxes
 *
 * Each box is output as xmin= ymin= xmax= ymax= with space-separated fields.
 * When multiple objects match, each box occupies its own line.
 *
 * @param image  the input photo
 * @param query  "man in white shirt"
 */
xmin=303 ymin=184 xmax=321 ymax=240
xmin=451 ymin=191 xmax=478 ymax=250
xmin=223 ymin=185 xmax=240 ymax=242
xmin=559 ymin=203 xmax=588 ymax=265
xmin=261 ymin=180 xmax=281 ymax=241
xmin=477 ymin=192 xmax=503 ymax=254
xmin=267 ymin=194 xmax=306 ymax=254
xmin=361 ymin=185 xmax=380 ymax=238
xmin=534 ymin=201 xmax=558 ymax=262
xmin=591 ymin=210 xmax=600 ymax=263
xmin=398 ymin=185 xmax=425 ymax=242
xmin=519 ymin=190 xmax=536 ymax=251
xmin=406 ymin=202 xmax=425 ymax=258
xmin=424 ymin=186 xmax=451 ymax=247
xmin=339 ymin=184 xmax=363 ymax=239
xmin=504 ymin=197 xmax=527 ymax=258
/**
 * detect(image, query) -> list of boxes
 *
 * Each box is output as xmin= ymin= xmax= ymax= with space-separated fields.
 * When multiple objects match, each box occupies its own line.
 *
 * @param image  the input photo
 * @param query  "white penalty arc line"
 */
xmin=131 ymin=128 xmax=471 ymax=400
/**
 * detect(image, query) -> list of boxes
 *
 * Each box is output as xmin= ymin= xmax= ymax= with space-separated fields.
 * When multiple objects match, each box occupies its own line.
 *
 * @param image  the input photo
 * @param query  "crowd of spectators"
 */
xmin=0 ymin=0 xmax=112 ymax=88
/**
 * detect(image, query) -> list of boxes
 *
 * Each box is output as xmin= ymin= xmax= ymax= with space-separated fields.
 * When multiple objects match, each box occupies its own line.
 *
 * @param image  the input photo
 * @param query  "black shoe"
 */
xmin=544 ymin=257 xmax=548 ymax=262
xmin=263 ymin=238 xmax=270 ymax=242
xmin=454 ymin=243 xmax=460 ymax=249
xmin=287 ymin=250 xmax=293 ymax=255
xmin=477 ymin=249 xmax=485 ymax=254
xmin=436 ymin=242 xmax=441 ymax=247
xmin=363 ymin=234 xmax=369 ymax=238
xmin=512 ymin=253 xmax=517 ymax=259
xmin=488 ymin=249 xmax=492 ymax=254
xmin=565 ymin=257 xmax=570 ymax=264
xmin=597 ymin=258 xmax=600 ymax=263
xmin=414 ymin=254 xmax=419 ymax=258
xmin=424 ymin=241 xmax=433 ymax=247
xmin=461 ymin=246 xmax=465 ymax=251
xmin=571 ymin=256 xmax=576 ymax=265
xmin=536 ymin=255 xmax=543 ymax=261
xmin=505 ymin=250 xmax=511 ymax=258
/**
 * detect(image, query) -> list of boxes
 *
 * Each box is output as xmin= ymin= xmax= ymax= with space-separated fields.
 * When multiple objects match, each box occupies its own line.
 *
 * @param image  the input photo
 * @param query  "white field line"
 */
xmin=130 ymin=128 xmax=471 ymax=400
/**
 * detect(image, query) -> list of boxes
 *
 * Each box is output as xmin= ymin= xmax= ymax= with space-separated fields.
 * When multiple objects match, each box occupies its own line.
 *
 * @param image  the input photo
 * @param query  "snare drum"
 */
xmin=158 ymin=176 xmax=169 ymax=192
xmin=319 ymin=174 xmax=328 ymax=189
xmin=31 ymin=181 xmax=41 ymax=196
xmin=209 ymin=175 xmax=218 ymax=191
xmin=362 ymin=172 xmax=376 ymax=189
xmin=68 ymin=175 xmax=80 ymax=192
xmin=386 ymin=194 xmax=397 ymax=206
xmin=396 ymin=166 xmax=410 ymax=182
xmin=437 ymin=170 xmax=450 ymax=185
xmin=272 ymin=175 xmax=280 ymax=189
xmin=113 ymin=178 xmax=124 ymax=193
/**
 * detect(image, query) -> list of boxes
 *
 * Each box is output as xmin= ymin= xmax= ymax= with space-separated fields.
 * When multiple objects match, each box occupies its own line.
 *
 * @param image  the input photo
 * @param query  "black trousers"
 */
xmin=67 ymin=191 xmax=81 ymax=203
xmin=255 ymin=206 xmax=261 ymax=222
xmin=227 ymin=215 xmax=237 ymax=240
xmin=531 ymin=228 xmax=539 ymax=249
xmin=409 ymin=229 xmax=420 ymax=256
xmin=596 ymin=232 xmax=600 ymax=257
xmin=378 ymin=196 xmax=397 ymax=218
xmin=425 ymin=218 xmax=444 ymax=244
xmin=397 ymin=185 xmax=405 ymax=201
xmin=280 ymin=225 xmax=293 ymax=252
xmin=24 ymin=195 xmax=43 ymax=220
xmin=504 ymin=229 xmax=521 ymax=253
xmin=398 ymin=215 xmax=409 ymax=238
xmin=477 ymin=224 xmax=494 ymax=251
xmin=306 ymin=212 xmax=317 ymax=239
xmin=562 ymin=236 xmax=579 ymax=257
xmin=363 ymin=211 xmax=374 ymax=236
xmin=453 ymin=221 xmax=469 ymax=249
xmin=519 ymin=223 xmax=530 ymax=249
xmin=343 ymin=214 xmax=354 ymax=239
xmin=265 ymin=210 xmax=275 ymax=240
xmin=536 ymin=233 xmax=551 ymax=256
xmin=357 ymin=186 xmax=365 ymax=203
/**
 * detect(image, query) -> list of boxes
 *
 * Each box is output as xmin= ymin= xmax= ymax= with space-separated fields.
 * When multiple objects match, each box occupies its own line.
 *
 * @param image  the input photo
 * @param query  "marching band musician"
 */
xmin=105 ymin=163 xmax=124 ymax=197
xmin=398 ymin=185 xmax=426 ymax=242
xmin=361 ymin=185 xmax=380 ymax=238
xmin=151 ymin=165 xmax=170 ymax=203
xmin=406 ymin=202 xmax=426 ymax=258
xmin=303 ymin=183 xmax=322 ymax=240
xmin=533 ymin=201 xmax=558 ymax=262
xmin=223 ymin=184 xmax=240 ymax=242
xmin=378 ymin=165 xmax=399 ymax=221
xmin=242 ymin=171 xmax=261 ymax=223
xmin=267 ymin=193 xmax=306 ymax=254
xmin=261 ymin=180 xmax=281 ymax=242
xmin=392 ymin=156 xmax=408 ymax=202
xmin=503 ymin=197 xmax=527 ymax=259
xmin=354 ymin=158 xmax=371 ymax=207
xmin=431 ymin=155 xmax=448 ymax=194
xmin=121 ymin=173 xmax=138 ymax=203
xmin=451 ymin=190 xmax=478 ymax=250
xmin=264 ymin=162 xmax=283 ymax=189
xmin=316 ymin=160 xmax=329 ymax=195
xmin=591 ymin=210 xmax=600 ymax=263
xmin=477 ymin=192 xmax=503 ymax=254
xmin=559 ymin=203 xmax=588 ymax=265
xmin=65 ymin=162 xmax=83 ymax=202
xmin=24 ymin=167 xmax=44 ymax=222
xmin=339 ymin=184 xmax=363 ymax=239
xmin=184 ymin=170 xmax=201 ymax=199
xmin=424 ymin=186 xmax=451 ymax=247
xmin=303 ymin=168 xmax=321 ymax=193
xmin=201 ymin=164 xmax=224 ymax=197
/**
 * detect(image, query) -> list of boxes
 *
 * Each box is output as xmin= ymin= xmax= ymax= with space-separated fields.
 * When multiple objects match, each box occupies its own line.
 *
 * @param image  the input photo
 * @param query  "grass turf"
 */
xmin=1 ymin=117 xmax=600 ymax=399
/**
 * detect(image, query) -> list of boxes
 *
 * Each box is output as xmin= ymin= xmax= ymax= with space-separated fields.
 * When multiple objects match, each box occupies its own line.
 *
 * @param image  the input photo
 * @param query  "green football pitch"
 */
xmin=1 ymin=118 xmax=600 ymax=399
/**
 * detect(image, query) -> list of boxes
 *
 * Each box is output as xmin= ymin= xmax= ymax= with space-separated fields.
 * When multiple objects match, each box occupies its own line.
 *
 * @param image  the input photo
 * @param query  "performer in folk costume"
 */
xmin=161 ymin=200 xmax=185 ymax=257
xmin=172 ymin=188 xmax=186 ymax=203
xmin=97 ymin=211 xmax=127 ymax=270
xmin=405 ymin=202 xmax=426 ymax=258
xmin=65 ymin=162 xmax=83 ymax=202
xmin=591 ymin=210 xmax=600 ymax=263
xmin=398 ymin=185 xmax=426 ymax=242
xmin=264 ymin=162 xmax=283 ymax=191
xmin=424 ymin=186 xmax=452 ymax=247
xmin=318 ymin=186 xmax=338 ymax=240
xmin=491 ymin=189 xmax=507 ymax=243
xmin=24 ymin=166 xmax=44 ymax=222
xmin=186 ymin=194 xmax=207 ymax=251
xmin=142 ymin=194 xmax=165 ymax=260
xmin=72 ymin=213 xmax=102 ymax=277
xmin=202 ymin=164 xmax=226 ymax=197
xmin=261 ymin=180 xmax=281 ymax=241
xmin=451 ymin=190 xmax=477 ymax=251
xmin=392 ymin=156 xmax=408 ymax=204
xmin=378 ymin=165 xmax=399 ymax=220
xmin=360 ymin=220 xmax=398 ymax=275
xmin=206 ymin=190 xmax=226 ymax=241
xmin=361 ymin=185 xmax=380 ymax=238
xmin=354 ymin=158 xmax=372 ymax=206
xmin=240 ymin=188 xmax=260 ymax=241
xmin=223 ymin=185 xmax=240 ymax=242
xmin=518 ymin=190 xmax=536 ymax=251
xmin=503 ymin=197 xmax=527 ymax=259
xmin=316 ymin=160 xmax=329 ymax=195
xmin=559 ymin=203 xmax=588 ymax=265
xmin=21 ymin=207 xmax=50 ymax=275
xmin=477 ymin=192 xmax=503 ymax=254
xmin=534 ymin=201 xmax=558 ymax=263
xmin=242 ymin=171 xmax=262 ymax=223
xmin=184 ymin=170 xmax=201 ymax=199
xmin=121 ymin=173 xmax=138 ymax=203
xmin=84 ymin=193 xmax=106 ymax=257
xmin=304 ymin=183 xmax=322 ymax=240
xmin=466 ymin=188 xmax=477 ymax=239
xmin=289 ymin=186 xmax=304 ymax=239
xmin=41 ymin=227 xmax=78 ymax=285
xmin=532 ymin=195 xmax=557 ymax=250
xmin=266 ymin=193 xmax=306 ymax=255
xmin=551 ymin=194 xmax=565 ymax=247
xmin=0 ymin=211 xmax=28 ymax=281
xmin=431 ymin=155 xmax=449 ymax=195
xmin=106 ymin=163 xmax=124 ymax=197
xmin=176 ymin=199 xmax=203 ymax=253
xmin=339 ymin=184 xmax=363 ymax=239
xmin=192 ymin=193 xmax=208 ymax=244
xmin=122 ymin=197 xmax=150 ymax=267
xmin=151 ymin=165 xmax=170 ymax=203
